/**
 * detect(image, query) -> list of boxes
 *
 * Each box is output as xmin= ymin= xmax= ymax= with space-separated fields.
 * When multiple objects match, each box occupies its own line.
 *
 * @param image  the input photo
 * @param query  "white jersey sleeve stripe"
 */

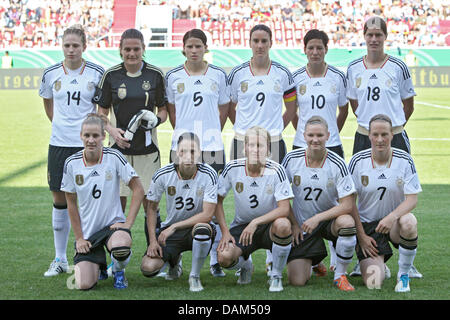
xmin=198 ymin=164 xmax=219 ymax=184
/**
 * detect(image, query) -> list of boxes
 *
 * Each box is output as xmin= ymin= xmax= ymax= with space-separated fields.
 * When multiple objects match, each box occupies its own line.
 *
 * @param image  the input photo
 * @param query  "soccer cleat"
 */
xmin=98 ymin=269 xmax=108 ymax=280
xmin=237 ymin=264 xmax=253 ymax=285
xmin=349 ymin=262 xmax=361 ymax=277
xmin=395 ymin=274 xmax=411 ymax=292
xmin=210 ymin=263 xmax=226 ymax=277
xmin=408 ymin=265 xmax=423 ymax=279
xmin=268 ymin=276 xmax=283 ymax=292
xmin=189 ymin=276 xmax=204 ymax=292
xmin=312 ymin=262 xmax=327 ymax=277
xmin=334 ymin=275 xmax=355 ymax=291
xmin=165 ymin=255 xmax=183 ymax=280
xmin=266 ymin=262 xmax=273 ymax=277
xmin=113 ymin=270 xmax=128 ymax=289
xmin=44 ymin=258 xmax=69 ymax=277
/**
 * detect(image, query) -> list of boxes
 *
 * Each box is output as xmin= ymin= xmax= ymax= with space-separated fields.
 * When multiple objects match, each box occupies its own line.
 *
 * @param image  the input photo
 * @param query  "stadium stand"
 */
xmin=0 ymin=0 xmax=449 ymax=48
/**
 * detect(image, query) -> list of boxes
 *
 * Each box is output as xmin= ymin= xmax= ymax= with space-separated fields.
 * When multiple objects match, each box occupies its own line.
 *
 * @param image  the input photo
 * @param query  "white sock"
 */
xmin=231 ymin=256 xmax=252 ymax=271
xmin=190 ymin=235 xmax=211 ymax=277
xmin=398 ymin=245 xmax=417 ymax=278
xmin=334 ymin=235 xmax=356 ymax=280
xmin=271 ymin=243 xmax=292 ymax=278
xmin=210 ymin=225 xmax=221 ymax=266
xmin=111 ymin=251 xmax=132 ymax=272
xmin=328 ymin=240 xmax=337 ymax=267
xmin=52 ymin=206 xmax=70 ymax=262
xmin=265 ymin=249 xmax=273 ymax=264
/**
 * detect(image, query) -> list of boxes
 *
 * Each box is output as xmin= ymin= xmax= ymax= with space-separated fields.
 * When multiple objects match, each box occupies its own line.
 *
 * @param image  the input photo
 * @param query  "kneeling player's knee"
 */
xmin=140 ymin=257 xmax=163 ymax=277
xmin=335 ymin=214 xmax=355 ymax=230
xmin=272 ymin=218 xmax=292 ymax=238
xmin=76 ymin=276 xmax=97 ymax=291
xmin=111 ymin=246 xmax=131 ymax=261
xmin=192 ymin=223 xmax=213 ymax=241
xmin=399 ymin=214 xmax=417 ymax=237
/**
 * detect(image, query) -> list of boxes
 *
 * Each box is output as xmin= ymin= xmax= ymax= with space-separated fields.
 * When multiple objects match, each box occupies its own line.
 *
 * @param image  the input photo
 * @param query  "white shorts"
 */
xmin=120 ymin=152 xmax=160 ymax=197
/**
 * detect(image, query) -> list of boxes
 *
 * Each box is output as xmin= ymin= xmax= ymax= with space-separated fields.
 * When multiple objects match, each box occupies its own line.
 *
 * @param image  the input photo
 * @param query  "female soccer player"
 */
xmin=94 ymin=28 xmax=167 ymax=216
xmin=291 ymin=29 xmax=348 ymax=158
xmin=346 ymin=16 xmax=416 ymax=155
xmin=61 ymin=114 xmax=145 ymax=290
xmin=346 ymin=17 xmax=421 ymax=278
xmin=39 ymin=25 xmax=104 ymax=277
xmin=166 ymin=28 xmax=229 ymax=173
xmin=140 ymin=132 xmax=218 ymax=292
xmin=282 ymin=116 xmax=357 ymax=291
xmin=292 ymin=29 xmax=349 ymax=274
xmin=227 ymin=24 xmax=297 ymax=272
xmin=227 ymin=24 xmax=297 ymax=164
xmin=348 ymin=114 xmax=421 ymax=292
xmin=216 ymin=126 xmax=294 ymax=292
xmin=165 ymin=29 xmax=230 ymax=277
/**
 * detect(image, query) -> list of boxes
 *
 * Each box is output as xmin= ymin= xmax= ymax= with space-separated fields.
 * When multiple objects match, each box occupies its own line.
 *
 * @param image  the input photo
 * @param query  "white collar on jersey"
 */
xmin=126 ymin=61 xmax=144 ymax=77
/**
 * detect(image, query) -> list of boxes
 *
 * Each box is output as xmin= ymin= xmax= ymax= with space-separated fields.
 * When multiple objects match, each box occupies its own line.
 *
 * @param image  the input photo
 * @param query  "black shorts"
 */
xmin=153 ymin=223 xmax=216 ymax=268
xmin=73 ymin=227 xmax=132 ymax=271
xmin=48 ymin=145 xmax=83 ymax=191
xmin=229 ymin=223 xmax=274 ymax=260
xmin=231 ymin=138 xmax=287 ymax=164
xmin=170 ymin=150 xmax=225 ymax=174
xmin=287 ymin=220 xmax=337 ymax=265
xmin=355 ymin=220 xmax=398 ymax=263
xmin=293 ymin=144 xmax=344 ymax=159
xmin=352 ymin=131 xmax=411 ymax=155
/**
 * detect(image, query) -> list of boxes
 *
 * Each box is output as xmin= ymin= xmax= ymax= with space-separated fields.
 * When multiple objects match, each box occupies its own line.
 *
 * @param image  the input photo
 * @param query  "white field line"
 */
xmin=416 ymin=100 xmax=450 ymax=110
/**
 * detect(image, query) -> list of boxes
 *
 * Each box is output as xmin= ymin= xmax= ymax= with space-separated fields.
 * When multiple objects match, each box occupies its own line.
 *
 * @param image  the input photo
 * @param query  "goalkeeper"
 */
xmin=93 ymin=29 xmax=168 ymax=216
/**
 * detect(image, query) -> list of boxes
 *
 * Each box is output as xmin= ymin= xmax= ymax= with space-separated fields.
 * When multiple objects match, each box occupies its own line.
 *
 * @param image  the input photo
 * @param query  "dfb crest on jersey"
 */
xmin=293 ymin=175 xmax=301 ymax=186
xmin=361 ymin=175 xmax=369 ymax=187
xmin=54 ymin=80 xmax=61 ymax=91
xmin=142 ymin=81 xmax=151 ymax=91
xmin=356 ymin=77 xmax=362 ymax=88
xmin=87 ymin=81 xmax=95 ymax=91
xmin=118 ymin=83 xmax=127 ymax=99
xmin=177 ymin=83 xmax=185 ymax=93
xmin=168 ymin=186 xmax=176 ymax=196
xmin=299 ymin=85 xmax=306 ymax=95
xmin=240 ymin=82 xmax=248 ymax=93
xmin=75 ymin=175 xmax=84 ymax=186
xmin=235 ymin=182 xmax=244 ymax=193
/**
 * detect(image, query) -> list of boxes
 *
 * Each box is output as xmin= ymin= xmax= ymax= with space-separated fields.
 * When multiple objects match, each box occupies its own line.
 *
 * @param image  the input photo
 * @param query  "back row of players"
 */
xmin=39 ymin=16 xmax=421 ymax=293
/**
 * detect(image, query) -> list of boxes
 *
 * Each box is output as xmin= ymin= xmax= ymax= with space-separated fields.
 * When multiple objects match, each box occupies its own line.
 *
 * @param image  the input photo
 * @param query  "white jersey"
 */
xmin=346 ymin=55 xmax=416 ymax=129
xmin=348 ymin=148 xmax=422 ymax=223
xmin=165 ymin=64 xmax=230 ymax=151
xmin=147 ymin=163 xmax=218 ymax=228
xmin=292 ymin=65 xmax=348 ymax=147
xmin=282 ymin=148 xmax=356 ymax=225
xmin=218 ymin=158 xmax=294 ymax=228
xmin=39 ymin=60 xmax=104 ymax=147
xmin=61 ymin=147 xmax=137 ymax=239
xmin=228 ymin=60 xmax=296 ymax=136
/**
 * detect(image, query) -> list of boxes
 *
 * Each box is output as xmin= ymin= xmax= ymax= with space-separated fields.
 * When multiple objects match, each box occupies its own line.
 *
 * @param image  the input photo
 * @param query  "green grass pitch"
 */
xmin=0 ymin=88 xmax=449 ymax=300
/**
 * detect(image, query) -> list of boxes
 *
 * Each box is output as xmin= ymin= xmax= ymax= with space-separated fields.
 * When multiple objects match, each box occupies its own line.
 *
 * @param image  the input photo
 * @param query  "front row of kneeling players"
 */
xmin=62 ymin=113 xmax=420 ymax=293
